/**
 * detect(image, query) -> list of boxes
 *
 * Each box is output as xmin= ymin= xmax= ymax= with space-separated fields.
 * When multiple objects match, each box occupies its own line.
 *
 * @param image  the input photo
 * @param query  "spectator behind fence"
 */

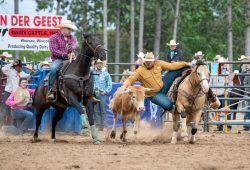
xmin=93 ymin=59 xmax=112 ymax=131
xmin=210 ymin=56 xmax=229 ymax=131
xmin=32 ymin=61 xmax=50 ymax=77
xmin=165 ymin=40 xmax=182 ymax=63
xmin=133 ymin=52 xmax=145 ymax=71
xmin=243 ymin=69 xmax=250 ymax=131
xmin=240 ymin=55 xmax=250 ymax=85
xmin=0 ymin=52 xmax=12 ymax=68
xmin=1 ymin=59 xmax=30 ymax=126
xmin=191 ymin=51 xmax=205 ymax=67
xmin=4 ymin=78 xmax=35 ymax=134
xmin=227 ymin=72 xmax=244 ymax=130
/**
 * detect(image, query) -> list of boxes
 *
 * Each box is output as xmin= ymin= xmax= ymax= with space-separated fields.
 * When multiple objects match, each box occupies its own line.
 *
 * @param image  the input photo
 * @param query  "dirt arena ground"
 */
xmin=0 ymin=122 xmax=250 ymax=170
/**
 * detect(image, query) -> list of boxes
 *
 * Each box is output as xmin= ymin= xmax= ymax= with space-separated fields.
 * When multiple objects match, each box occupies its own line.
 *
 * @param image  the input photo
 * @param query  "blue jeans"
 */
xmin=149 ymin=67 xmax=189 ymax=110
xmin=48 ymin=59 xmax=63 ymax=90
xmin=243 ymin=100 xmax=250 ymax=130
xmin=11 ymin=109 xmax=33 ymax=133
xmin=94 ymin=92 xmax=107 ymax=128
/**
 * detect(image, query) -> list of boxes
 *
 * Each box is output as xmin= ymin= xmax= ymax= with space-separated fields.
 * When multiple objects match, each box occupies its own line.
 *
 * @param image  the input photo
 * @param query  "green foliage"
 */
xmin=32 ymin=0 xmax=248 ymax=73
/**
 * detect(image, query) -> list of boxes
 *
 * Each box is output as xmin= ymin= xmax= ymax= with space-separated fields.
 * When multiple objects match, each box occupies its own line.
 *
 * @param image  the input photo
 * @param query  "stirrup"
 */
xmin=47 ymin=90 xmax=57 ymax=102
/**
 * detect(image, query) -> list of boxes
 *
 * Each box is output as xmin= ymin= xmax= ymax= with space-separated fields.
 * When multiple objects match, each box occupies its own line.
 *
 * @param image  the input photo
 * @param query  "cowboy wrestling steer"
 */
xmin=109 ymin=85 xmax=150 ymax=142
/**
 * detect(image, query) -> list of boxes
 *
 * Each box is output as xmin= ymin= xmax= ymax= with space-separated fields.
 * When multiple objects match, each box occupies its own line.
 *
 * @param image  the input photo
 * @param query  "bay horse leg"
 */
xmin=110 ymin=111 xmax=118 ymax=139
xmin=33 ymin=107 xmax=46 ymax=142
xmin=171 ymin=112 xmax=179 ymax=144
xmin=51 ymin=107 xmax=66 ymax=142
xmin=189 ymin=110 xmax=202 ymax=144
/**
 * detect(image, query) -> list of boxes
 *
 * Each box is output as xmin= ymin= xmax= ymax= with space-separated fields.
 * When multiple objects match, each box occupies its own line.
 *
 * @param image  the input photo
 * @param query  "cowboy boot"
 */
xmin=80 ymin=114 xmax=89 ymax=136
xmin=207 ymin=88 xmax=221 ymax=109
xmin=90 ymin=125 xmax=101 ymax=145
xmin=47 ymin=82 xmax=57 ymax=100
xmin=91 ymin=95 xmax=100 ymax=104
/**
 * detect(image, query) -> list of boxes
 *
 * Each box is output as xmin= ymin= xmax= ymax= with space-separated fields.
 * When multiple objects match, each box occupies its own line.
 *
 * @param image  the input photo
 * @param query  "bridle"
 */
xmin=189 ymin=64 xmax=210 ymax=95
xmin=193 ymin=63 xmax=210 ymax=84
xmin=85 ymin=40 xmax=102 ymax=57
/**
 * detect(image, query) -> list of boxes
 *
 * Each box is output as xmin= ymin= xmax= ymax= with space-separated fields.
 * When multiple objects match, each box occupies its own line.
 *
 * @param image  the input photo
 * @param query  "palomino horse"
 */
xmin=33 ymin=34 xmax=106 ymax=144
xmin=171 ymin=61 xmax=210 ymax=144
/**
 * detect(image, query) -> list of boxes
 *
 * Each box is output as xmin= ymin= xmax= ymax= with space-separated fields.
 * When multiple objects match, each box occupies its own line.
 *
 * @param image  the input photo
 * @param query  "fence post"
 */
xmin=203 ymin=103 xmax=209 ymax=132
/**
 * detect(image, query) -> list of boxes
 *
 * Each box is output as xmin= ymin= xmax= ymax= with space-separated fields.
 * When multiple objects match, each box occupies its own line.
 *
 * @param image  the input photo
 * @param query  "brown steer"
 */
xmin=109 ymin=85 xmax=150 ymax=142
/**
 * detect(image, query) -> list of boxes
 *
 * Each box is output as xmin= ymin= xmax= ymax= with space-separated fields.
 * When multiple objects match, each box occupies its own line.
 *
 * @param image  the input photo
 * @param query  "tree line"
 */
xmin=2 ymin=0 xmax=250 ymax=76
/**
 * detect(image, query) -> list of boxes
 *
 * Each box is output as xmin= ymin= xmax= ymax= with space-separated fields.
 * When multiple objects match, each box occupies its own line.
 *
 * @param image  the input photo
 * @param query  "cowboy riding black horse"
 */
xmin=33 ymin=34 xmax=106 ymax=144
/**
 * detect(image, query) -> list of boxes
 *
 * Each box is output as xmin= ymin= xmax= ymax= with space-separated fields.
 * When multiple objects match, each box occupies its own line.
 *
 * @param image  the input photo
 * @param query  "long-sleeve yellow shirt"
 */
xmin=123 ymin=60 xmax=189 ymax=97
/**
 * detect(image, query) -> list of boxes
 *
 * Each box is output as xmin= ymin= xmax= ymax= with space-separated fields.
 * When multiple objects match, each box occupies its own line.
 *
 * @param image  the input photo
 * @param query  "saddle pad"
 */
xmin=167 ymin=70 xmax=192 ymax=103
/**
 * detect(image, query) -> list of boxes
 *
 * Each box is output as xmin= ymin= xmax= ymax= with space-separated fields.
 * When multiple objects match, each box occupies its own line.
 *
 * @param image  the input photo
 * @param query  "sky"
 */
xmin=0 ymin=0 xmax=55 ymax=15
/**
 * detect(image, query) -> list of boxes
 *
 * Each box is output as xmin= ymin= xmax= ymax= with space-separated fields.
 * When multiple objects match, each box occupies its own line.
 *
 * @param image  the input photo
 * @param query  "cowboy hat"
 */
xmin=137 ymin=52 xmax=145 ymax=59
xmin=167 ymin=40 xmax=179 ymax=46
xmin=0 ymin=52 xmax=12 ymax=58
xmin=41 ymin=61 xmax=49 ymax=65
xmin=238 ymin=55 xmax=247 ymax=61
xmin=143 ymin=52 xmax=155 ymax=61
xmin=213 ymin=55 xmax=222 ymax=61
xmin=14 ymin=87 xmax=31 ymax=107
xmin=218 ymin=57 xmax=225 ymax=63
xmin=195 ymin=51 xmax=204 ymax=57
xmin=95 ymin=59 xmax=104 ymax=64
xmin=55 ymin=20 xmax=77 ymax=30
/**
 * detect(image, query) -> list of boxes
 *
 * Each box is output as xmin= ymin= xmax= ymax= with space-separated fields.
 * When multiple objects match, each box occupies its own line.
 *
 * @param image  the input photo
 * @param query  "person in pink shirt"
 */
xmin=6 ymin=78 xmax=35 ymax=134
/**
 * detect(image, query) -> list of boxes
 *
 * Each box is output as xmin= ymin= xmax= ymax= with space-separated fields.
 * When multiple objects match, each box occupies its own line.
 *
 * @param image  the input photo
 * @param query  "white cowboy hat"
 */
xmin=14 ymin=88 xmax=31 ymax=107
xmin=143 ymin=52 xmax=155 ymax=61
xmin=195 ymin=51 xmax=204 ymax=57
xmin=218 ymin=57 xmax=225 ymax=63
xmin=137 ymin=52 xmax=145 ymax=59
xmin=95 ymin=59 xmax=104 ymax=64
xmin=238 ymin=55 xmax=247 ymax=61
xmin=55 ymin=20 xmax=77 ymax=30
xmin=0 ymin=52 xmax=12 ymax=58
xmin=167 ymin=40 xmax=179 ymax=46
xmin=41 ymin=61 xmax=49 ymax=65
xmin=213 ymin=55 xmax=222 ymax=61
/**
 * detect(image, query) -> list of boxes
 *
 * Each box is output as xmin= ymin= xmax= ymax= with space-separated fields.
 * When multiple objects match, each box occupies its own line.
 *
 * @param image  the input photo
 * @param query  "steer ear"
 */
xmin=144 ymin=88 xmax=152 ymax=92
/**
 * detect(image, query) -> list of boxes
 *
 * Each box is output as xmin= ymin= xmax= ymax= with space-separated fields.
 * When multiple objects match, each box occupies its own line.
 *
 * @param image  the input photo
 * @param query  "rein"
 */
xmin=85 ymin=40 xmax=102 ymax=56
xmin=177 ymin=64 xmax=209 ymax=107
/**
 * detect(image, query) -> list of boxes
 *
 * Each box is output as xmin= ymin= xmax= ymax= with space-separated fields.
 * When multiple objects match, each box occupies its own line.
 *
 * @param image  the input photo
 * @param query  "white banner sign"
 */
xmin=0 ymin=14 xmax=65 ymax=51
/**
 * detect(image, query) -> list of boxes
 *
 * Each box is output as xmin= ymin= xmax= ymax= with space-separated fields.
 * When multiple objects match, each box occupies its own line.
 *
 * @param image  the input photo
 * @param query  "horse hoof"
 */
xmin=79 ymin=129 xmax=89 ymax=136
xmin=171 ymin=138 xmax=177 ymax=144
xmin=120 ymin=133 xmax=126 ymax=142
xmin=93 ymin=139 xmax=101 ymax=145
xmin=189 ymin=136 xmax=196 ymax=144
xmin=50 ymin=139 xmax=56 ymax=143
xmin=120 ymin=133 xmax=124 ymax=140
xmin=182 ymin=136 xmax=189 ymax=142
xmin=110 ymin=131 xmax=116 ymax=139
xmin=32 ymin=137 xmax=40 ymax=143
xmin=180 ymin=132 xmax=188 ymax=138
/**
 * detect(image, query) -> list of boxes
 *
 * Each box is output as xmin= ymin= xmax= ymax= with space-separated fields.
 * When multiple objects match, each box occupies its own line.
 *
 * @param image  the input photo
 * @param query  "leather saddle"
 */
xmin=168 ymin=68 xmax=192 ymax=103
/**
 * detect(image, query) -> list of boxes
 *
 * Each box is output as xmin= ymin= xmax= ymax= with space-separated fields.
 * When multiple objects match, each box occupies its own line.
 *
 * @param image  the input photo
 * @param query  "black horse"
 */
xmin=33 ymin=34 xmax=106 ymax=144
